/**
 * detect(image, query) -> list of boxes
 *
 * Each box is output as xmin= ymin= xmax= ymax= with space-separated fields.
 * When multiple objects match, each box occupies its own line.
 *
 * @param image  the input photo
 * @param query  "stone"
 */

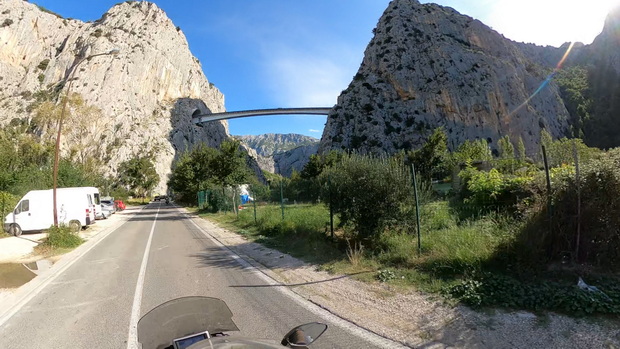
xmin=319 ymin=0 xmax=574 ymax=156
xmin=0 ymin=0 xmax=229 ymax=193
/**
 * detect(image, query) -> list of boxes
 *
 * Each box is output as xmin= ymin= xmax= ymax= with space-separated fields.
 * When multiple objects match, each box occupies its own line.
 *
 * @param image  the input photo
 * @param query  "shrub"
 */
xmin=0 ymin=192 xmax=18 ymax=233
xmin=320 ymin=153 xmax=425 ymax=243
xmin=457 ymin=167 xmax=533 ymax=217
xmin=445 ymin=272 xmax=620 ymax=315
xmin=498 ymin=148 xmax=620 ymax=272
xmin=44 ymin=225 xmax=83 ymax=248
xmin=1 ymin=19 xmax=13 ymax=27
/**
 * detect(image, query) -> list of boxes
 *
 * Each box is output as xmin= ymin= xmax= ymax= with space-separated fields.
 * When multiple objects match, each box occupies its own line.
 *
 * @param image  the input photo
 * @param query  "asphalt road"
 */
xmin=0 ymin=203 xmax=391 ymax=349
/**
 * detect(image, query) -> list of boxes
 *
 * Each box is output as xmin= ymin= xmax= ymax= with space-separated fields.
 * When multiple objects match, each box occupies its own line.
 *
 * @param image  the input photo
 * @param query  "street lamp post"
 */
xmin=52 ymin=49 xmax=119 ymax=227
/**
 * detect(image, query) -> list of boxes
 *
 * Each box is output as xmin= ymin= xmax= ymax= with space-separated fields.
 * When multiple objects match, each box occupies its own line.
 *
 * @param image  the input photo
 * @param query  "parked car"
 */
xmin=114 ymin=200 xmax=126 ymax=211
xmin=100 ymin=199 xmax=116 ymax=217
xmin=4 ymin=188 xmax=92 ymax=236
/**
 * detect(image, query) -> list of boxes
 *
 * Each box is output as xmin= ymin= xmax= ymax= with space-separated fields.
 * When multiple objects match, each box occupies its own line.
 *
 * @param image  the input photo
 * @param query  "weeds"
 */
xmin=43 ymin=225 xmax=83 ymax=248
xmin=346 ymin=239 xmax=364 ymax=267
xmin=199 ymin=200 xmax=620 ymax=317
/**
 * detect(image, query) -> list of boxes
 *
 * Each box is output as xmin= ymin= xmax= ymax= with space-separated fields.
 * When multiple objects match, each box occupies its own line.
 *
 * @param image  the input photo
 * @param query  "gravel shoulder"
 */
xmin=189 ymin=210 xmax=620 ymax=349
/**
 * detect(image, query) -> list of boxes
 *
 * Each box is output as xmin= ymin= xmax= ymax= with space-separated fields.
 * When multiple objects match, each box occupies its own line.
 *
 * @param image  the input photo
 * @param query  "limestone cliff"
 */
xmin=0 ymin=0 xmax=228 ymax=193
xmin=237 ymin=134 xmax=319 ymax=176
xmin=319 ymin=0 xmax=572 ymax=156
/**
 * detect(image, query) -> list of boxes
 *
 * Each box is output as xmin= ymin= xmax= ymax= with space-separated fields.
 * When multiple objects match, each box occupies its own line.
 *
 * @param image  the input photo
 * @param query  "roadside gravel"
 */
xmin=190 ymin=211 xmax=620 ymax=349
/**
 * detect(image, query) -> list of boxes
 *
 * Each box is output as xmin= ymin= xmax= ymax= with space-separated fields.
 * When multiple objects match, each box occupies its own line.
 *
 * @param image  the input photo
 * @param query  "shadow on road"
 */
xmin=228 ymin=271 xmax=372 ymax=288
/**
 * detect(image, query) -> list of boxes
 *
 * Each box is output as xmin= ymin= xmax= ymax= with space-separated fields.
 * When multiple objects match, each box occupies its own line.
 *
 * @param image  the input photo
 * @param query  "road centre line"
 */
xmin=126 ymin=205 xmax=160 ymax=349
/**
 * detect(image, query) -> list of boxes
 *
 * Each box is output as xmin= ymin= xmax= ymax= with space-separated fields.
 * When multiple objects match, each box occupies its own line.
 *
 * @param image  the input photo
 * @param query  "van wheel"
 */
xmin=8 ymin=224 xmax=22 ymax=237
xmin=68 ymin=220 xmax=81 ymax=233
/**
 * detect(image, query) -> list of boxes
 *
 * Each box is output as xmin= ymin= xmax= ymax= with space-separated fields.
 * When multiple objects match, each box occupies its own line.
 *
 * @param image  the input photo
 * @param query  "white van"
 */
xmin=3 ymin=188 xmax=92 ymax=236
xmin=63 ymin=187 xmax=100 ymax=221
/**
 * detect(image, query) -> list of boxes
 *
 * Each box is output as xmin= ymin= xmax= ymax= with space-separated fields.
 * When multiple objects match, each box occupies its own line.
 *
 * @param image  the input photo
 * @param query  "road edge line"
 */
xmin=181 ymin=208 xmax=409 ymax=349
xmin=0 ymin=205 xmax=149 ymax=327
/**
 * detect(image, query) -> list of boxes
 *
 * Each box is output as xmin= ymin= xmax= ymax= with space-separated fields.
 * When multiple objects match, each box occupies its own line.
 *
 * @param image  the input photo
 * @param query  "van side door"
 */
xmin=12 ymin=200 xmax=35 ymax=231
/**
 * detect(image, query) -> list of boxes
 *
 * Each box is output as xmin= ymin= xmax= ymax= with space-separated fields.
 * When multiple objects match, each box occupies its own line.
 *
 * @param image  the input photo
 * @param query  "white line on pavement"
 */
xmin=0 ymin=204 xmax=150 ymax=328
xmin=126 ymin=205 xmax=159 ymax=349
xmin=183 ymin=209 xmax=408 ymax=349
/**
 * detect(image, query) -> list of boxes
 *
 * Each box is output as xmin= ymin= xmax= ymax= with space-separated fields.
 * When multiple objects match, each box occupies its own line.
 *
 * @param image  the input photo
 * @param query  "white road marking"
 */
xmin=0 ymin=204 xmax=150 ymax=328
xmin=183 ymin=210 xmax=408 ymax=349
xmin=126 ymin=206 xmax=159 ymax=349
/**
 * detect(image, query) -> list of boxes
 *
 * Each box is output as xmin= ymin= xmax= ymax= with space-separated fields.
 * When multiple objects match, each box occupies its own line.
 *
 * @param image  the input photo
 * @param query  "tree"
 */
xmin=406 ymin=127 xmax=449 ymax=180
xmin=117 ymin=156 xmax=159 ymax=200
xmin=451 ymin=139 xmax=492 ymax=166
xmin=497 ymin=135 xmax=517 ymax=173
xmin=320 ymin=153 xmax=419 ymax=241
xmin=212 ymin=140 xmax=250 ymax=188
xmin=167 ymin=140 xmax=253 ymax=209
xmin=33 ymin=93 xmax=106 ymax=172
xmin=517 ymin=136 xmax=527 ymax=163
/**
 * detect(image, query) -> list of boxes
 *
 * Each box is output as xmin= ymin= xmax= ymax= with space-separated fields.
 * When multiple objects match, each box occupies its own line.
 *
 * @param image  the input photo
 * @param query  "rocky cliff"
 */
xmin=0 ymin=0 xmax=228 ymax=193
xmin=237 ymin=133 xmax=319 ymax=157
xmin=319 ymin=0 xmax=573 ymax=156
xmin=237 ymin=133 xmax=319 ymax=176
xmin=272 ymin=144 xmax=319 ymax=177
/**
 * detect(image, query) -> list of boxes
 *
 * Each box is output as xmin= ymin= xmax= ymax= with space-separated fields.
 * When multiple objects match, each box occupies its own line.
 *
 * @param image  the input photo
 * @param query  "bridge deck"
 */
xmin=192 ymin=107 xmax=332 ymax=123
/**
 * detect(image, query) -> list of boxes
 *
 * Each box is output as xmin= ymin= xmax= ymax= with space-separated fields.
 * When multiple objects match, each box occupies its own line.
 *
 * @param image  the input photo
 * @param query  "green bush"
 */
xmin=44 ymin=225 xmax=83 ymax=248
xmin=457 ymin=167 xmax=533 ymax=217
xmin=320 ymin=153 xmax=426 ymax=242
xmin=0 ymin=191 xmax=18 ymax=233
xmin=512 ymin=148 xmax=620 ymax=270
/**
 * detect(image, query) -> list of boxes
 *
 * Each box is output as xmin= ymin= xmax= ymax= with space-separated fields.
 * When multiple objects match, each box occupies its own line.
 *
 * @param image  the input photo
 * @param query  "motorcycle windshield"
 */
xmin=138 ymin=297 xmax=239 ymax=349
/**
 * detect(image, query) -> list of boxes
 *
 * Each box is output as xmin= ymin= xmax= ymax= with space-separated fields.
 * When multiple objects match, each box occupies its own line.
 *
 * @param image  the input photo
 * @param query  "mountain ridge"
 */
xmin=0 ymin=0 xmax=230 ymax=193
xmin=318 ymin=0 xmax=619 ymax=156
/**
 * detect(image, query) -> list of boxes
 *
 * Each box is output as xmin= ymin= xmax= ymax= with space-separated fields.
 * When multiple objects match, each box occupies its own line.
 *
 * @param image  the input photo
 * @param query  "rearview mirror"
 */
xmin=281 ymin=322 xmax=327 ymax=347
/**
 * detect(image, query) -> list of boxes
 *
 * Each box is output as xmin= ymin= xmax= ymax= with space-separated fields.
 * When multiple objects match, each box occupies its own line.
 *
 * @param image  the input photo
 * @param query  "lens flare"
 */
xmin=507 ymin=41 xmax=576 ymax=118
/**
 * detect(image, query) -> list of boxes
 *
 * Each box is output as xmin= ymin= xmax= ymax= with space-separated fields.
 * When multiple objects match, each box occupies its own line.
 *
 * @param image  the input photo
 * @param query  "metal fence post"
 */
xmin=280 ymin=179 xmax=285 ymax=220
xmin=328 ymin=174 xmax=334 ymax=240
xmin=542 ymin=145 xmax=552 ymax=233
xmin=411 ymin=163 xmax=422 ymax=255
xmin=573 ymin=141 xmax=581 ymax=262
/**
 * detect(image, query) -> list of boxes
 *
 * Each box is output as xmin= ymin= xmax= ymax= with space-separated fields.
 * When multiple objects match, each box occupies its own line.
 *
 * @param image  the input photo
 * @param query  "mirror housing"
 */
xmin=281 ymin=322 xmax=327 ymax=347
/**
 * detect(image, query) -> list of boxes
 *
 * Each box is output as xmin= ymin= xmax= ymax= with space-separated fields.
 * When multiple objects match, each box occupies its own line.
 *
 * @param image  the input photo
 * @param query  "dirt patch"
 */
xmin=192 ymin=213 xmax=620 ymax=349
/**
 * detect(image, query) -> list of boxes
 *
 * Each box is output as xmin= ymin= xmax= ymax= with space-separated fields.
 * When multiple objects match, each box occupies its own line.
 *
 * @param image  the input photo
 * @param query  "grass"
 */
xmin=198 ymin=203 xmax=344 ymax=265
xmin=125 ymin=198 xmax=150 ymax=205
xmin=197 ymin=201 xmax=513 ymax=292
xmin=194 ymin=200 xmax=620 ymax=317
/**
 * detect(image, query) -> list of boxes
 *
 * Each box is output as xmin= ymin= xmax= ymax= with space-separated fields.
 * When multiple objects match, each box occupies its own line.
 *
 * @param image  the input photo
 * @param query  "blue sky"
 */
xmin=33 ymin=0 xmax=614 ymax=138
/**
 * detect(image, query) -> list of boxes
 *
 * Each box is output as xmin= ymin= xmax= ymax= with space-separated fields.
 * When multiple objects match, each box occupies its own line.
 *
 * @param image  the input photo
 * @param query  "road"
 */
xmin=0 ymin=203 xmax=393 ymax=349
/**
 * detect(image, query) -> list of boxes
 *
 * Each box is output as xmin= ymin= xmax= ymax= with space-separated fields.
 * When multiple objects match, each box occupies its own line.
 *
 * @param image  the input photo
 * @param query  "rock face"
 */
xmin=237 ymin=133 xmax=319 ymax=157
xmin=272 ymin=144 xmax=319 ymax=177
xmin=319 ymin=0 xmax=572 ymax=156
xmin=0 ymin=0 xmax=228 ymax=193
xmin=237 ymin=134 xmax=319 ymax=176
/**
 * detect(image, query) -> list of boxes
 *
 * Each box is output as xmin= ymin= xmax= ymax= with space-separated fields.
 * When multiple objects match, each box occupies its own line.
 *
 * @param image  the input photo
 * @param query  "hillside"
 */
xmin=236 ymin=133 xmax=319 ymax=157
xmin=319 ymin=0 xmax=619 ymax=155
xmin=237 ymin=133 xmax=319 ymax=176
xmin=0 ymin=0 xmax=229 ymax=193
